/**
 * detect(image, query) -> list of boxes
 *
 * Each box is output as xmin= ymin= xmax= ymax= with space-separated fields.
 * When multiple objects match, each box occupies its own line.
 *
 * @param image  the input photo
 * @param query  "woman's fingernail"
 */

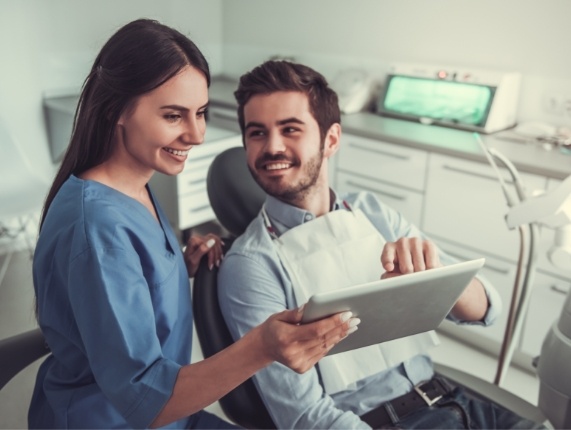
xmin=216 ymin=259 xmax=220 ymax=267
xmin=206 ymin=238 xmax=215 ymax=248
xmin=209 ymin=264 xmax=213 ymax=271
xmin=340 ymin=311 xmax=353 ymax=322
xmin=347 ymin=326 xmax=359 ymax=335
xmin=348 ymin=318 xmax=361 ymax=328
xmin=297 ymin=304 xmax=306 ymax=313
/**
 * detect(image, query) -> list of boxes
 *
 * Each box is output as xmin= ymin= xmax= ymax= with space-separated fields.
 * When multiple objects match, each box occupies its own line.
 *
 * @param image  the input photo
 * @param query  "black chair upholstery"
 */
xmin=0 ymin=328 xmax=50 ymax=390
xmin=206 ymin=146 xmax=266 ymax=238
xmin=193 ymin=146 xmax=274 ymax=429
xmin=193 ymin=147 xmax=549 ymax=428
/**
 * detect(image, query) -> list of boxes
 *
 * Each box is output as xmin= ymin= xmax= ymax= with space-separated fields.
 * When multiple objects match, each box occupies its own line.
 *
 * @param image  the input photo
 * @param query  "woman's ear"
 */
xmin=324 ymin=123 xmax=341 ymax=159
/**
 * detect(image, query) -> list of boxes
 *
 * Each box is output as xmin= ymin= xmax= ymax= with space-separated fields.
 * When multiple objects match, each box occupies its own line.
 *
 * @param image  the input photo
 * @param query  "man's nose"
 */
xmin=265 ymin=131 xmax=286 ymax=153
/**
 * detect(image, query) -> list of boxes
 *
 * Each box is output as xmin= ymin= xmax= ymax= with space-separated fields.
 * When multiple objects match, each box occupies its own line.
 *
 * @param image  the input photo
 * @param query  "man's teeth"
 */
xmin=164 ymin=148 xmax=189 ymax=156
xmin=266 ymin=163 xmax=290 ymax=171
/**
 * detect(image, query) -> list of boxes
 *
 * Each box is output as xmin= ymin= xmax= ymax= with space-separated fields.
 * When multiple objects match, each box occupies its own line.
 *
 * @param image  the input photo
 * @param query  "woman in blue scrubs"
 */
xmin=29 ymin=19 xmax=356 ymax=429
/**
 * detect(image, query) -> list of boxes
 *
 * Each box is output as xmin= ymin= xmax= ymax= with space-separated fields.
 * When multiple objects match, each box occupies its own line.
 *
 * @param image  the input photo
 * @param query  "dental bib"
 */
xmin=262 ymin=204 xmax=439 ymax=394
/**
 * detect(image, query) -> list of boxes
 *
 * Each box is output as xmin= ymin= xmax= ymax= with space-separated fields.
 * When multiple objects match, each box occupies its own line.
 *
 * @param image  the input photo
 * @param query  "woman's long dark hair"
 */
xmin=40 ymin=19 xmax=210 ymax=229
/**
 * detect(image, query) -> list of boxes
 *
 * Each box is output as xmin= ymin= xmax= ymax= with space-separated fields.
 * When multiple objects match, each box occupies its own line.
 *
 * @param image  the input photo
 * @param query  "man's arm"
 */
xmin=358 ymin=191 xmax=501 ymax=326
xmin=218 ymin=251 xmax=370 ymax=429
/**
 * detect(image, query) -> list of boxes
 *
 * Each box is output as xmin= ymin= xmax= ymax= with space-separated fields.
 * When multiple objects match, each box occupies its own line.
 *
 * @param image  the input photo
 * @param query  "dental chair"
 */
xmin=192 ymin=146 xmax=548 ymax=429
xmin=0 ymin=328 xmax=49 ymax=391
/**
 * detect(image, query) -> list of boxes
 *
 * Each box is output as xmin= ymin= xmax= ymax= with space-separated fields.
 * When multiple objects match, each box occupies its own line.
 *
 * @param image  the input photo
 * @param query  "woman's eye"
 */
xmin=164 ymin=114 xmax=181 ymax=123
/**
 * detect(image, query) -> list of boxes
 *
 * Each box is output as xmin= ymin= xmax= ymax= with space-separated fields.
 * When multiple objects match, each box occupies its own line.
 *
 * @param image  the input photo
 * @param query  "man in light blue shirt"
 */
xmin=218 ymin=60 xmax=543 ymax=429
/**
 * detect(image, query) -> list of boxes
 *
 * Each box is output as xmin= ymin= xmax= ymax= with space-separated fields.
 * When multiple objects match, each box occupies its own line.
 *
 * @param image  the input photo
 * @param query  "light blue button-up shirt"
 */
xmin=218 ymin=190 xmax=501 ymax=429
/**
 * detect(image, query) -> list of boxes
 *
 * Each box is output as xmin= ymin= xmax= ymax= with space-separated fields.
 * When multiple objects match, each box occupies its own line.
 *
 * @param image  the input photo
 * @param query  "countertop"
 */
xmin=207 ymin=76 xmax=571 ymax=181
xmin=42 ymin=76 xmax=571 ymax=180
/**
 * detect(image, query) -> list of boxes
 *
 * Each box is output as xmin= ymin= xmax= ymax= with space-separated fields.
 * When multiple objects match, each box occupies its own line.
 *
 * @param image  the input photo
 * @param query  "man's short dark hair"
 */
xmin=234 ymin=60 xmax=340 ymax=142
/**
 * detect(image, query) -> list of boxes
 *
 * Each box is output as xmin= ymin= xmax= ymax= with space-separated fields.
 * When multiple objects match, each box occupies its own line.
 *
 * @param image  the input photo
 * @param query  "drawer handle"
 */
xmin=550 ymin=284 xmax=571 ymax=295
xmin=187 ymin=178 xmax=205 ymax=186
xmin=349 ymin=143 xmax=410 ymax=161
xmin=190 ymin=154 xmax=214 ymax=162
xmin=346 ymin=180 xmax=405 ymax=201
xmin=444 ymin=250 xmax=510 ymax=275
xmin=442 ymin=164 xmax=514 ymax=185
xmin=190 ymin=204 xmax=211 ymax=213
xmin=483 ymin=262 xmax=510 ymax=275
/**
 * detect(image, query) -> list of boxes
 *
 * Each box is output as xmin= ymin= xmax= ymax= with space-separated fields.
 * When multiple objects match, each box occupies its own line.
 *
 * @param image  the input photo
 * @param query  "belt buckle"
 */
xmin=414 ymin=381 xmax=442 ymax=406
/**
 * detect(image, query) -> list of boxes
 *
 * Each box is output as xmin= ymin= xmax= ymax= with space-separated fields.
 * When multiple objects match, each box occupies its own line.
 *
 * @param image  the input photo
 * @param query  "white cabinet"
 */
xmin=336 ymin=134 xmax=428 ymax=226
xmin=422 ymin=152 xmax=571 ymax=365
xmin=520 ymin=271 xmax=571 ymax=358
xmin=436 ymin=241 xmax=517 ymax=350
xmin=424 ymin=153 xmax=547 ymax=263
xmin=150 ymin=128 xmax=242 ymax=236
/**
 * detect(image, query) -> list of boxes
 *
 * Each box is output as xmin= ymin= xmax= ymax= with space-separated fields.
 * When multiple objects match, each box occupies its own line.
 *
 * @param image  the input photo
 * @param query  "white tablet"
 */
xmin=301 ymin=258 xmax=485 ymax=355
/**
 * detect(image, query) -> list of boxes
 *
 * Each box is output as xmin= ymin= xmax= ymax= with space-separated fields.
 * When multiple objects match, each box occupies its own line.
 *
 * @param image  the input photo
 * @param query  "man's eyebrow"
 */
xmin=245 ymin=118 xmax=306 ymax=130
xmin=277 ymin=117 xmax=305 ymax=126
xmin=245 ymin=121 xmax=266 ymax=130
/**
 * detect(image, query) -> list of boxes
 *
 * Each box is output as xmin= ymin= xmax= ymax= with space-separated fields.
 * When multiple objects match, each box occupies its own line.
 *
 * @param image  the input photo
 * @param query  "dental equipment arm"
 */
xmin=475 ymin=133 xmax=571 ymax=429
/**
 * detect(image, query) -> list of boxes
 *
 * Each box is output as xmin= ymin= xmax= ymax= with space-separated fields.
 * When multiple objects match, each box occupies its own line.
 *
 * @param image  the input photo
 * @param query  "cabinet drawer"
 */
xmin=338 ymin=134 xmax=428 ymax=192
xmin=520 ymin=272 xmax=570 ymax=358
xmin=185 ymin=134 xmax=242 ymax=166
xmin=177 ymin=165 xmax=209 ymax=196
xmin=436 ymin=240 xmax=516 ymax=348
xmin=424 ymin=153 xmax=546 ymax=262
xmin=178 ymin=191 xmax=214 ymax=230
xmin=337 ymin=172 xmax=423 ymax=227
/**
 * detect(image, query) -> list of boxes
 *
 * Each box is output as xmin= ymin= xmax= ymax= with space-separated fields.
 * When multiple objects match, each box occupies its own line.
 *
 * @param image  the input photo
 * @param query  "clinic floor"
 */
xmin=0 ymin=250 xmax=541 ymax=428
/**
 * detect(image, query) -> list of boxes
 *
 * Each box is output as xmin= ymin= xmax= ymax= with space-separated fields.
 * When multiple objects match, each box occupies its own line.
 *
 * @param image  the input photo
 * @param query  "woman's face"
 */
xmin=115 ymin=65 xmax=209 ymax=177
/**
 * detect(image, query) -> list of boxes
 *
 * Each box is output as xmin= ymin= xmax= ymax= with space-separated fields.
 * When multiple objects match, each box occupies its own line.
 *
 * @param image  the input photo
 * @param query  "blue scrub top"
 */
xmin=29 ymin=175 xmax=194 ymax=428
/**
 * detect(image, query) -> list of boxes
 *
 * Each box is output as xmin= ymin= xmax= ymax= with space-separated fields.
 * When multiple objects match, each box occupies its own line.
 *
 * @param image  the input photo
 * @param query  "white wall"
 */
xmin=221 ymin=0 xmax=571 ymax=127
xmin=0 ymin=0 xmax=224 ymax=181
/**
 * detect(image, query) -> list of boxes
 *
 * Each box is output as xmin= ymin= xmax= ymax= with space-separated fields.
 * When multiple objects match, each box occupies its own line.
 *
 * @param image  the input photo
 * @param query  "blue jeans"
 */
xmin=381 ymin=387 xmax=546 ymax=429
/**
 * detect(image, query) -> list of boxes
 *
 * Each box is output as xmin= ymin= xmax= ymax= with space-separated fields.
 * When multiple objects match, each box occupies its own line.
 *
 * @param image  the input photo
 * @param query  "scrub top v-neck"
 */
xmin=30 ymin=175 xmax=194 ymax=429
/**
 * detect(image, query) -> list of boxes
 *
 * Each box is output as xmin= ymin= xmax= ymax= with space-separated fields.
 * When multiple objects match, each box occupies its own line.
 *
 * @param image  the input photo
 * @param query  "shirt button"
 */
xmin=304 ymin=214 xmax=313 ymax=221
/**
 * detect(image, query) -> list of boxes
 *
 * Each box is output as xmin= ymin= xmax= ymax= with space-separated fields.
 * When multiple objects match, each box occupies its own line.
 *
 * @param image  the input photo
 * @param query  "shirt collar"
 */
xmin=264 ymin=189 xmax=343 ymax=233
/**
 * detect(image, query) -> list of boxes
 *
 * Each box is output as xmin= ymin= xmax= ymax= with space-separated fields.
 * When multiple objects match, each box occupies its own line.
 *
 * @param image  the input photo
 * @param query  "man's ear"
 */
xmin=324 ymin=123 xmax=341 ymax=158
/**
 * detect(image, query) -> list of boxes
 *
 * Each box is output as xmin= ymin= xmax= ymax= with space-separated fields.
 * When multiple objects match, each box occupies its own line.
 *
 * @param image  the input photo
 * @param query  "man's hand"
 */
xmin=381 ymin=237 xmax=441 ymax=279
xmin=183 ymin=234 xmax=224 ymax=277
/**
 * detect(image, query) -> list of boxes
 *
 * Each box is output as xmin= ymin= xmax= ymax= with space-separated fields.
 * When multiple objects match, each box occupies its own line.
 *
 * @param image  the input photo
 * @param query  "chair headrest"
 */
xmin=207 ymin=146 xmax=266 ymax=237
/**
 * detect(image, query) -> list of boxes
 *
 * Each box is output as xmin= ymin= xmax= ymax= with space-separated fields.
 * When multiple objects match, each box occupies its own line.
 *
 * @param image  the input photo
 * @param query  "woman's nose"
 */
xmin=181 ymin=118 xmax=204 ymax=146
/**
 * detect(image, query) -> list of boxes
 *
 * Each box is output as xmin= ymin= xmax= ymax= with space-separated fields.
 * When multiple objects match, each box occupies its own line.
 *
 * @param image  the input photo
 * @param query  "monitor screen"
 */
xmin=378 ymin=75 xmax=495 ymax=128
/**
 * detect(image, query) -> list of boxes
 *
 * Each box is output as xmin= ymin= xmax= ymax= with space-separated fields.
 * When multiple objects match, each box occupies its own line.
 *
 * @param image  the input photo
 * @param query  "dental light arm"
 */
xmin=506 ymin=174 xmax=571 ymax=230
xmin=475 ymin=133 xmax=571 ymax=428
xmin=505 ymin=175 xmax=571 ymax=269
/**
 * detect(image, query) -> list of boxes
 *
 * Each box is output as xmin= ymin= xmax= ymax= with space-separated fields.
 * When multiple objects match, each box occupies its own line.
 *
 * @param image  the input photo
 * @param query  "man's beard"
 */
xmin=249 ymin=146 xmax=325 ymax=205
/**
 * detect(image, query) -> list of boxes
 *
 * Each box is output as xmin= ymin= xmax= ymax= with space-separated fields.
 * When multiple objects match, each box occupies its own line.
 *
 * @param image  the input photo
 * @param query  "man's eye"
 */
xmin=197 ymin=109 xmax=208 ymax=119
xmin=283 ymin=127 xmax=299 ymax=134
xmin=248 ymin=130 xmax=265 ymax=138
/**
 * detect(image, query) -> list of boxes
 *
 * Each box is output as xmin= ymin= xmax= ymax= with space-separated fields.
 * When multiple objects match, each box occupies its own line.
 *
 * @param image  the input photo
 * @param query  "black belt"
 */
xmin=360 ymin=377 xmax=454 ymax=428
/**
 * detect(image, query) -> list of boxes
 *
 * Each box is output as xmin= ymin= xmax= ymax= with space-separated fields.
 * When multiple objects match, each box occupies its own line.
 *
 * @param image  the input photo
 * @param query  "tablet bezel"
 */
xmin=300 ymin=258 xmax=486 ymax=355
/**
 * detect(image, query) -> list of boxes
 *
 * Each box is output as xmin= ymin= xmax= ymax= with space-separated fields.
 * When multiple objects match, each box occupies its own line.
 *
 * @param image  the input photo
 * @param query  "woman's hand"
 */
xmin=183 ymin=233 xmax=224 ymax=277
xmin=254 ymin=307 xmax=360 ymax=373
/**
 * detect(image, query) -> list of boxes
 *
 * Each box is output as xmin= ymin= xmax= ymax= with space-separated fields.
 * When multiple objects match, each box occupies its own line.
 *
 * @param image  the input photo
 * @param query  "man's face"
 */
xmin=243 ymin=91 xmax=325 ymax=203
